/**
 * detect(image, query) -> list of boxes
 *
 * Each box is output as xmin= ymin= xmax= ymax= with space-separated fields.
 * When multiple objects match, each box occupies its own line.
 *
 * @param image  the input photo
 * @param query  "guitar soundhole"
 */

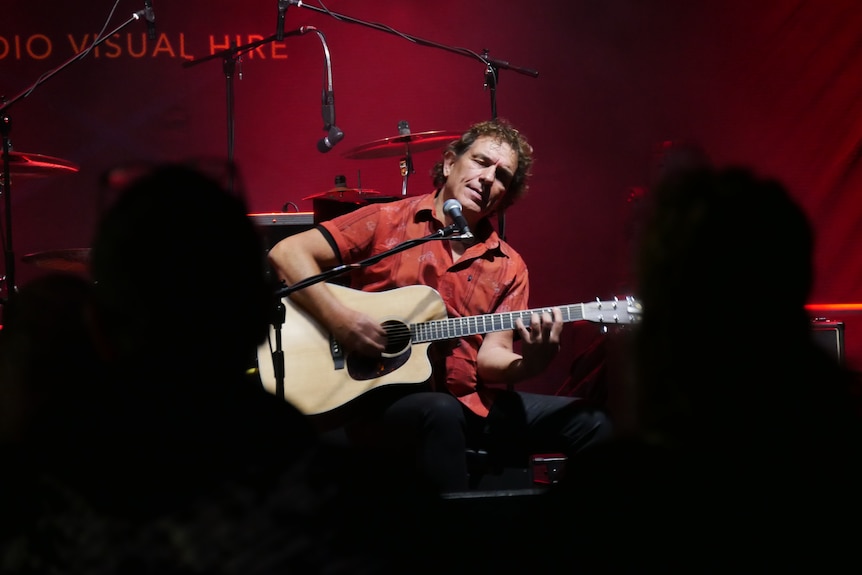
xmin=381 ymin=320 xmax=411 ymax=356
xmin=345 ymin=320 xmax=412 ymax=381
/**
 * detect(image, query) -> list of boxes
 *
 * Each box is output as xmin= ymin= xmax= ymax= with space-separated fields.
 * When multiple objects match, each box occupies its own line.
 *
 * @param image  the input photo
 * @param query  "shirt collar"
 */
xmin=415 ymin=191 xmax=510 ymax=257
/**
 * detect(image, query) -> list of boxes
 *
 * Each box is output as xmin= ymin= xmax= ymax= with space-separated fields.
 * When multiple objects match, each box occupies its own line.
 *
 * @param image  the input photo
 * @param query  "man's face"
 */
xmin=442 ymin=135 xmax=517 ymax=223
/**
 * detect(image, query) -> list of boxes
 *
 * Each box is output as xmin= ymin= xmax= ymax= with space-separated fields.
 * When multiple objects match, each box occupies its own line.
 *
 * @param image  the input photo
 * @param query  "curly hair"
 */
xmin=430 ymin=118 xmax=534 ymax=211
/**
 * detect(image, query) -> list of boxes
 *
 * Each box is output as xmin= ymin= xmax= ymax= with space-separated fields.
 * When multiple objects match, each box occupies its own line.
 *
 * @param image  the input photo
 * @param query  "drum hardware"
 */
xmin=341 ymin=128 xmax=460 ymax=160
xmin=0 ymin=151 xmax=82 ymax=296
xmin=302 ymin=174 xmax=381 ymax=202
xmin=342 ymin=121 xmax=460 ymax=197
xmin=20 ymin=248 xmax=91 ymax=275
xmin=0 ymin=5 xmax=151 ymax=300
xmin=0 ymin=151 xmax=79 ymax=180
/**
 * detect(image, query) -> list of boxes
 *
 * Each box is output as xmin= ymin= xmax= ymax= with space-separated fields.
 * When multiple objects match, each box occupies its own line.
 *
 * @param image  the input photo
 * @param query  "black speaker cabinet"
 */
xmin=811 ymin=319 xmax=845 ymax=364
xmin=313 ymin=195 xmax=402 ymax=223
xmin=248 ymin=212 xmax=316 ymax=250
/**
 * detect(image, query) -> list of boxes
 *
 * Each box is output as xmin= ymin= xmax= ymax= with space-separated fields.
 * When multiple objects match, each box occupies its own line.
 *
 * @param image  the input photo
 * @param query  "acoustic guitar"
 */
xmin=257 ymin=283 xmax=640 ymax=416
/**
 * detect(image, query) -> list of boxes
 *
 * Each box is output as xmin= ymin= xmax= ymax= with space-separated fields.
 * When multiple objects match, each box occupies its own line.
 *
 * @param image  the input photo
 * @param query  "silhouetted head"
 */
xmin=636 ymin=166 xmax=814 ymax=318
xmin=631 ymin=166 xmax=827 ymax=449
xmin=90 ymin=162 xmax=271 ymax=375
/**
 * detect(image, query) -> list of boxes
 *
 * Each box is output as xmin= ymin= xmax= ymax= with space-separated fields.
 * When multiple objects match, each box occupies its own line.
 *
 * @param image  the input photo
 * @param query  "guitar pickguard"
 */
xmin=346 ymin=349 xmax=412 ymax=381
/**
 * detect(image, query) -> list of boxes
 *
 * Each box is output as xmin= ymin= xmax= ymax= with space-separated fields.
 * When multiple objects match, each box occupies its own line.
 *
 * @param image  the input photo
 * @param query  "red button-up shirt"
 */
xmin=320 ymin=192 xmax=530 ymax=417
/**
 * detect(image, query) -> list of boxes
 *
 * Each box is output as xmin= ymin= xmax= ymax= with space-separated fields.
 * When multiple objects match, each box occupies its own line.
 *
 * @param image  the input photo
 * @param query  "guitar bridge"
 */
xmin=329 ymin=334 xmax=345 ymax=370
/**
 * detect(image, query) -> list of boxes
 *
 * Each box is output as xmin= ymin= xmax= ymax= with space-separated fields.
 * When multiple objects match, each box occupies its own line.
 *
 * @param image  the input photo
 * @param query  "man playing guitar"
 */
xmin=266 ymin=118 xmax=614 ymax=493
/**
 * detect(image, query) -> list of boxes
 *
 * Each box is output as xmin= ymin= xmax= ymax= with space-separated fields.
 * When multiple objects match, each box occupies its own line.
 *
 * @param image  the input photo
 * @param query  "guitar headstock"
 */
xmin=583 ymin=296 xmax=642 ymax=325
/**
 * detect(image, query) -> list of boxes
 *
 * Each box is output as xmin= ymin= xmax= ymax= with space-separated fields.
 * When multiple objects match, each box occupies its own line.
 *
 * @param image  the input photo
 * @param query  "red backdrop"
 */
xmin=4 ymin=0 xmax=862 ymax=389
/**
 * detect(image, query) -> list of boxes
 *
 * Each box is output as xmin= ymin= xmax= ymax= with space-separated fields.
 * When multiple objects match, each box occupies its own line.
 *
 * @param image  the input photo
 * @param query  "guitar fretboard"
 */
xmin=410 ymin=304 xmax=590 ymax=343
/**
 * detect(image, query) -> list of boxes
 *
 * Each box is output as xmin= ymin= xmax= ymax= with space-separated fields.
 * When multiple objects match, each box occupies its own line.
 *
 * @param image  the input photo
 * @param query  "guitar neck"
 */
xmin=410 ymin=303 xmax=591 ymax=343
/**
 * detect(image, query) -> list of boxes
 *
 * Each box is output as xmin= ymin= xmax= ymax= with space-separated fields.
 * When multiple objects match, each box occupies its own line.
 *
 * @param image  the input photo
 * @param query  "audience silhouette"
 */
xmin=508 ymin=165 xmax=862 ymax=573
xmin=0 ymin=162 xmax=446 ymax=574
xmin=559 ymin=138 xmax=712 ymax=408
xmin=9 ymin=160 xmax=857 ymax=573
xmin=0 ymin=272 xmax=104 ymax=462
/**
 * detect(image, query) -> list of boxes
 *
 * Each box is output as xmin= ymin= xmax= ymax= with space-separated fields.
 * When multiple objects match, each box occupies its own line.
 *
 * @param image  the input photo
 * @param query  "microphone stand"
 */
xmin=280 ymin=1 xmax=538 ymax=241
xmin=282 ymin=1 xmax=538 ymax=80
xmin=182 ymin=29 xmax=308 ymax=195
xmin=0 ymin=7 xmax=151 ymax=304
xmin=482 ymin=51 xmax=506 ymax=238
xmin=267 ymin=223 xmax=468 ymax=398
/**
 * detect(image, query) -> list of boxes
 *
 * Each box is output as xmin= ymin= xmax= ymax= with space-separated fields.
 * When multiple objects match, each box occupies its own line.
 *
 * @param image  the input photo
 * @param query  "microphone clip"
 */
xmin=276 ymin=0 xmax=290 ymax=41
xmin=317 ymin=124 xmax=344 ymax=153
xmin=435 ymin=224 xmax=472 ymax=242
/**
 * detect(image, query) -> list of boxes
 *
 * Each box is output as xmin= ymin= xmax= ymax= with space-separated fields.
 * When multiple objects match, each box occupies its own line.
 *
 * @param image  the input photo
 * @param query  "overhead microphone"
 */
xmin=317 ymin=124 xmax=344 ymax=153
xmin=144 ymin=0 xmax=156 ymax=41
xmin=276 ymin=0 xmax=289 ymax=41
xmin=443 ymin=199 xmax=474 ymax=239
xmin=305 ymin=26 xmax=344 ymax=153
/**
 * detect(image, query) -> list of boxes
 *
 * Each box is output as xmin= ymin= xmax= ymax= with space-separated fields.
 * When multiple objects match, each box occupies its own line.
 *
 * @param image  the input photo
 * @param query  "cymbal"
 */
xmin=21 ymin=248 xmax=91 ymax=274
xmin=0 ymin=151 xmax=79 ymax=178
xmin=302 ymin=187 xmax=381 ymax=201
xmin=342 ymin=130 xmax=460 ymax=160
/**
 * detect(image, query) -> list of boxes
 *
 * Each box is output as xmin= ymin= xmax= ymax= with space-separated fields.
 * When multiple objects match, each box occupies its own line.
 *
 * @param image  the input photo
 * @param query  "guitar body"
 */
xmin=257 ymin=283 xmax=448 ymax=415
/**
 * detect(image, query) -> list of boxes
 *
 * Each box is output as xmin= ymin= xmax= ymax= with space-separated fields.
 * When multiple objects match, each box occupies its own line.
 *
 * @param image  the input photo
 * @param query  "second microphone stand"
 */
xmin=182 ymin=29 xmax=309 ymax=195
xmin=267 ymin=224 xmax=467 ymax=398
xmin=0 ymin=8 xmax=150 ymax=303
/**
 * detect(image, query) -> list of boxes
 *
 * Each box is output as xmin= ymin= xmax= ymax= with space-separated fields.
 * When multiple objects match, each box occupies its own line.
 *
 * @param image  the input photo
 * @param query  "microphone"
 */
xmin=317 ymin=124 xmax=344 ymax=153
xmin=306 ymin=26 xmax=344 ymax=153
xmin=320 ymin=87 xmax=335 ymax=132
xmin=443 ymin=199 xmax=473 ymax=239
xmin=276 ymin=0 xmax=289 ymax=41
xmin=144 ymin=0 xmax=156 ymax=41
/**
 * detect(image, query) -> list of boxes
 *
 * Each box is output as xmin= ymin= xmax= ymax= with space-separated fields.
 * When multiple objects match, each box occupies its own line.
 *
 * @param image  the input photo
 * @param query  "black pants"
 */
xmin=327 ymin=387 xmax=612 ymax=493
